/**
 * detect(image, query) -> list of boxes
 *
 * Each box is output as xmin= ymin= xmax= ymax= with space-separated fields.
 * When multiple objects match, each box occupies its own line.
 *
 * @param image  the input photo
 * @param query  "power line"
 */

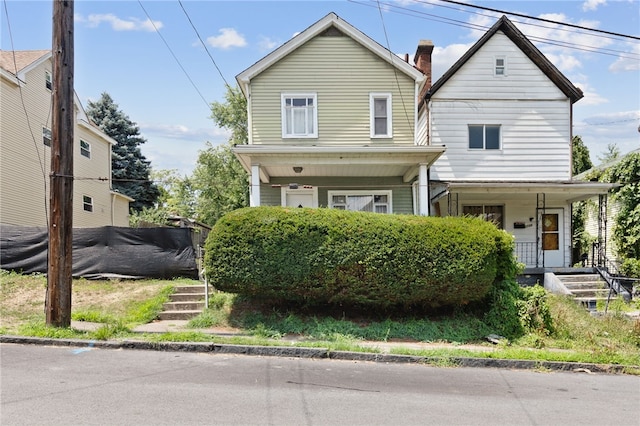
xmin=137 ymin=0 xmax=210 ymax=109
xmin=177 ymin=0 xmax=232 ymax=90
xmin=435 ymin=0 xmax=640 ymax=41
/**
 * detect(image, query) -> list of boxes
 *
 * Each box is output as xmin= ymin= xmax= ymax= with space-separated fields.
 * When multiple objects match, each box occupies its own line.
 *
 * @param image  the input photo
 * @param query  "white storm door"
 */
xmin=541 ymin=209 xmax=564 ymax=267
xmin=282 ymin=188 xmax=317 ymax=208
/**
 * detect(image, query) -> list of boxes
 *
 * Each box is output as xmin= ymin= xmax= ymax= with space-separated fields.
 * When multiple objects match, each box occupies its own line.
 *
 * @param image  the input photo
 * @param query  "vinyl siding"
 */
xmin=429 ymin=33 xmax=572 ymax=181
xmin=261 ymin=176 xmax=414 ymax=214
xmin=249 ymin=34 xmax=416 ymax=145
xmin=0 ymin=57 xmax=128 ymax=227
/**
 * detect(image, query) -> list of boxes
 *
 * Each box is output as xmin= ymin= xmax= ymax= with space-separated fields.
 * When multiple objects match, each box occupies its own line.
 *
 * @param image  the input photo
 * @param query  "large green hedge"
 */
xmin=204 ymin=207 xmax=517 ymax=309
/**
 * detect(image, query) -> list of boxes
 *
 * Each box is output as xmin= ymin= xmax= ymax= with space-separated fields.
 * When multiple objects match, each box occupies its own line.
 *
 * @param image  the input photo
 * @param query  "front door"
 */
xmin=540 ymin=209 xmax=564 ymax=267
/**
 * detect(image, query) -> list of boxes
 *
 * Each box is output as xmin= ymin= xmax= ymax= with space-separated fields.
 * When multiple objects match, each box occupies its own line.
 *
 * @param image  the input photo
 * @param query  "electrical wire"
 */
xmin=2 ymin=0 xmax=49 ymax=227
xmin=177 ymin=0 xmax=232 ymax=90
xmin=137 ymin=0 xmax=210 ymax=109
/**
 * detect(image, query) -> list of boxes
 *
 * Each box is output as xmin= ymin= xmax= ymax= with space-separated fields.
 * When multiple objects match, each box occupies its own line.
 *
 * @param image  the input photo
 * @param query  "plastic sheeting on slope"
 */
xmin=0 ymin=224 xmax=198 ymax=279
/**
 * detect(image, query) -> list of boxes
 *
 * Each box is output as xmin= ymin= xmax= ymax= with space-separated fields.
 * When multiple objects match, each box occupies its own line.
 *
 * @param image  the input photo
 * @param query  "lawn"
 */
xmin=1 ymin=270 xmax=639 ymax=370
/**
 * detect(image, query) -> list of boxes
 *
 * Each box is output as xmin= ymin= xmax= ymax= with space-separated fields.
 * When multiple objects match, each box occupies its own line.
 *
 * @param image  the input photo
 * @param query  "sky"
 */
xmin=2 ymin=0 xmax=639 ymax=176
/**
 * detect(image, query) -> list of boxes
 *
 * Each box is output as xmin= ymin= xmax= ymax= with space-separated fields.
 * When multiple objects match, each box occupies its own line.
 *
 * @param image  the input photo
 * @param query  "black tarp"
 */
xmin=0 ymin=225 xmax=198 ymax=279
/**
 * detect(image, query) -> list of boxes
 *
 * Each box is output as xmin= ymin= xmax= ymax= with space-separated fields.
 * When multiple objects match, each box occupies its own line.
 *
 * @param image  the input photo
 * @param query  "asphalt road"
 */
xmin=1 ymin=343 xmax=639 ymax=425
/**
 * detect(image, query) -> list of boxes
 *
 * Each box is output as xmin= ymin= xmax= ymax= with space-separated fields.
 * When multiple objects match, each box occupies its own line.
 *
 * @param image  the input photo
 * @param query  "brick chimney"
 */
xmin=414 ymin=40 xmax=434 ymax=99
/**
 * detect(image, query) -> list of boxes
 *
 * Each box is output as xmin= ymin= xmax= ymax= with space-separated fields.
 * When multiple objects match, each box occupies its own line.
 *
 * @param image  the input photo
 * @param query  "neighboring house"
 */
xmin=0 ymin=50 xmax=132 ymax=228
xmin=576 ymin=148 xmax=639 ymax=266
xmin=424 ymin=16 xmax=614 ymax=268
xmin=232 ymin=13 xmax=614 ymax=269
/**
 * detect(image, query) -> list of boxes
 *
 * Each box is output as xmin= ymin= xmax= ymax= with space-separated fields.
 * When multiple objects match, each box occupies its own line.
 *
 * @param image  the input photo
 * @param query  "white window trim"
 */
xmin=281 ymin=93 xmax=318 ymax=139
xmin=82 ymin=195 xmax=94 ymax=213
xmin=280 ymin=186 xmax=319 ymax=208
xmin=328 ymin=190 xmax=392 ymax=214
xmin=494 ymin=56 xmax=507 ymax=77
xmin=369 ymin=92 xmax=392 ymax=138
xmin=468 ymin=124 xmax=502 ymax=150
xmin=43 ymin=127 xmax=51 ymax=146
xmin=45 ymin=70 xmax=52 ymax=90
xmin=80 ymin=139 xmax=91 ymax=158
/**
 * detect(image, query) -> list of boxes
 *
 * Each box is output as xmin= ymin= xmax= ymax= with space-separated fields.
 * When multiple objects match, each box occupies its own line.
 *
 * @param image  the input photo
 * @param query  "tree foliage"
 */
xmin=86 ymin=92 xmax=160 ymax=212
xmin=572 ymin=135 xmax=593 ymax=175
xmin=191 ymin=85 xmax=249 ymax=225
xmin=571 ymin=135 xmax=594 ymax=259
xmin=598 ymin=142 xmax=621 ymax=165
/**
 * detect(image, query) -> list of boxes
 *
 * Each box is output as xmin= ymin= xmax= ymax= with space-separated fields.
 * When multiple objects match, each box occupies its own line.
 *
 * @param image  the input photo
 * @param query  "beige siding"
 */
xmin=112 ymin=194 xmax=131 ymax=227
xmin=0 ymin=57 xmax=128 ymax=227
xmin=250 ymin=35 xmax=416 ymax=145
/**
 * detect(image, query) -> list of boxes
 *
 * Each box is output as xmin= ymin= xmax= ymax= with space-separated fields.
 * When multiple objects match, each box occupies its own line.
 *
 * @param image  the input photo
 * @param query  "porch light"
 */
xmin=293 ymin=166 xmax=303 ymax=173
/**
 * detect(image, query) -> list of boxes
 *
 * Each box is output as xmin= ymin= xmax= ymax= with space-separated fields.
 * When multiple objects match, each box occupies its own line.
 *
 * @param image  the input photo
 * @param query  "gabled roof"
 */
xmin=236 ymin=12 xmax=425 ymax=97
xmin=0 ymin=50 xmax=51 ymax=81
xmin=427 ymin=15 xmax=584 ymax=104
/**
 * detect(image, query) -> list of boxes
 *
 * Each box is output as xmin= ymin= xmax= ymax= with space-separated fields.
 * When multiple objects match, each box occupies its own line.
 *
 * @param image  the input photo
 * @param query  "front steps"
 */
xmin=555 ymin=273 xmax=611 ymax=311
xmin=158 ymin=284 xmax=210 ymax=320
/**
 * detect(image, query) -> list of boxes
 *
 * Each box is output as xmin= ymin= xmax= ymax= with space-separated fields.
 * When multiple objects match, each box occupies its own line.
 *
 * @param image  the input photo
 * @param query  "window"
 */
xmin=329 ymin=191 xmax=391 ymax=213
xmin=469 ymin=125 xmax=500 ymax=150
xmin=370 ymin=93 xmax=392 ymax=137
xmin=494 ymin=57 xmax=506 ymax=76
xmin=43 ymin=127 xmax=51 ymax=146
xmin=80 ymin=140 xmax=91 ymax=158
xmin=83 ymin=195 xmax=93 ymax=212
xmin=45 ymin=71 xmax=52 ymax=90
xmin=282 ymin=93 xmax=317 ymax=138
xmin=463 ymin=205 xmax=504 ymax=229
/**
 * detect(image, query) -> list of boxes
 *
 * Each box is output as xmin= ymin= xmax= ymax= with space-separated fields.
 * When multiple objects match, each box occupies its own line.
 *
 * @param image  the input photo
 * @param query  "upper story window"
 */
xmin=494 ymin=56 xmax=506 ymax=76
xmin=83 ymin=195 xmax=94 ymax=212
xmin=469 ymin=124 xmax=501 ymax=150
xmin=281 ymin=93 xmax=317 ymax=138
xmin=45 ymin=71 xmax=52 ymax=90
xmin=370 ymin=93 xmax=392 ymax=138
xmin=43 ymin=127 xmax=51 ymax=147
xmin=329 ymin=190 xmax=392 ymax=214
xmin=80 ymin=140 xmax=91 ymax=158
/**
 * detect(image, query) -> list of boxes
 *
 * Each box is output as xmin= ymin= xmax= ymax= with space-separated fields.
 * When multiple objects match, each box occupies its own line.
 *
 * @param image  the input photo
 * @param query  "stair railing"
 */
xmin=592 ymin=245 xmax=638 ymax=312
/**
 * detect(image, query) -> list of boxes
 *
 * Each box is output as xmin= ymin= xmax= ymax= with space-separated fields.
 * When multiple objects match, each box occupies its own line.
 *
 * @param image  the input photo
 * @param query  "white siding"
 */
xmin=249 ymin=34 xmax=416 ymax=145
xmin=429 ymin=32 xmax=572 ymax=181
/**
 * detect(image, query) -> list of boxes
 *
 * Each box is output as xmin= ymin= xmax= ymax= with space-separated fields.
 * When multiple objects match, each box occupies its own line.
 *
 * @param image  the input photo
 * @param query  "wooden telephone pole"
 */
xmin=46 ymin=0 xmax=74 ymax=327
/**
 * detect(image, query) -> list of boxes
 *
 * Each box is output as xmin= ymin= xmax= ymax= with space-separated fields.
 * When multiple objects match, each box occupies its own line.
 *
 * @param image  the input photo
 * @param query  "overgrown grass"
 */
xmin=2 ymin=271 xmax=639 ymax=368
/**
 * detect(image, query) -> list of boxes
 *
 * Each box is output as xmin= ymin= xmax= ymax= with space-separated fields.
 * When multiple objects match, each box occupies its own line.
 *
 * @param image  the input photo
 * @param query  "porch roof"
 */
xmin=233 ymin=144 xmax=446 ymax=184
xmin=434 ymin=180 xmax=618 ymax=203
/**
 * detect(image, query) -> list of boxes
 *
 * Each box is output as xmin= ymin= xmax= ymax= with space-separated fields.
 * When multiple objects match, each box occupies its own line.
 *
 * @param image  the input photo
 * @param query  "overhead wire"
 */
xmin=375 ymin=0 xmax=414 ymax=139
xmin=137 ymin=0 xmax=210 ymax=109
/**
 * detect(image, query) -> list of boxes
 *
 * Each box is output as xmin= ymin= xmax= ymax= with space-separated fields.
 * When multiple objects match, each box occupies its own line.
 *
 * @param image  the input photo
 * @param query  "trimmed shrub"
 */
xmin=204 ymin=207 xmax=517 ymax=310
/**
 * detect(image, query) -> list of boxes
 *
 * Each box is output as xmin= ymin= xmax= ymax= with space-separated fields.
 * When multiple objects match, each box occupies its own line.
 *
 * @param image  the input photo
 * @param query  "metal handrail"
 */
xmin=591 ymin=242 xmax=638 ymax=312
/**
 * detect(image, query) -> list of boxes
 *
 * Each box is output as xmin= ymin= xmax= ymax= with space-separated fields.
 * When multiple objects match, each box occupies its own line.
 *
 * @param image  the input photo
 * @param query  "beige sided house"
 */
xmin=0 ymin=50 xmax=132 ymax=228
xmin=234 ymin=13 xmax=445 ymax=215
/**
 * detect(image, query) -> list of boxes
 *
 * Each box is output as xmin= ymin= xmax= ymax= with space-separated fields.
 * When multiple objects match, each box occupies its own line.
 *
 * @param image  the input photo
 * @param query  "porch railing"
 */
xmin=514 ymin=242 xmax=537 ymax=267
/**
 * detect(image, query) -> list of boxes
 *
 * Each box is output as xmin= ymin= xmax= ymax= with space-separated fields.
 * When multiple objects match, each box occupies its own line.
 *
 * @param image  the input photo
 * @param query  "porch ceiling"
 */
xmin=441 ymin=181 xmax=617 ymax=203
xmin=233 ymin=145 xmax=446 ymax=183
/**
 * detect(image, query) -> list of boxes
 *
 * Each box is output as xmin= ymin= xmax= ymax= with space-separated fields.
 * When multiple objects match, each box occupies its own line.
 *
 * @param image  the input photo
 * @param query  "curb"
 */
xmin=1 ymin=335 xmax=633 ymax=375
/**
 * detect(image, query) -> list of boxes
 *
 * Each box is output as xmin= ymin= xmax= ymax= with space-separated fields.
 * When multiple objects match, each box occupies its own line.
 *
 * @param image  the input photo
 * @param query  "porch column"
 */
xmin=418 ymin=163 xmax=429 ymax=216
xmin=250 ymin=164 xmax=261 ymax=207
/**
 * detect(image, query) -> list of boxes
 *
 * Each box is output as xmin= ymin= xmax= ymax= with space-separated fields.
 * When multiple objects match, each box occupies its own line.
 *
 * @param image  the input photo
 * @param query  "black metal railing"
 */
xmin=514 ymin=242 xmax=537 ymax=267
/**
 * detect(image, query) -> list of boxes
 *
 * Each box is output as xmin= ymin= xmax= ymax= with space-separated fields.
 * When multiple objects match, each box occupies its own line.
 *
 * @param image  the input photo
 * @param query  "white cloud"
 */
xmin=258 ymin=36 xmax=279 ymax=52
xmin=431 ymin=44 xmax=473 ymax=81
xmin=206 ymin=28 xmax=247 ymax=50
xmin=75 ymin=13 xmax=161 ymax=32
xmin=609 ymin=42 xmax=640 ymax=72
xmin=582 ymin=0 xmax=607 ymax=12
xmin=570 ymin=75 xmax=608 ymax=106
xmin=140 ymin=123 xmax=229 ymax=142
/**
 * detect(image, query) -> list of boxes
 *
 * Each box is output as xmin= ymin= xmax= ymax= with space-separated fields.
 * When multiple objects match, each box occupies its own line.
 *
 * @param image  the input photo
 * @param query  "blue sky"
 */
xmin=2 ymin=0 xmax=639 ymax=176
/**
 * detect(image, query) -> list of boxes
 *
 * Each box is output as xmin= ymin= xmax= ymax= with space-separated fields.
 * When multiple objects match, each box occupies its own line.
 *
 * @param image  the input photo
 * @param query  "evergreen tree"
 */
xmin=86 ymin=92 xmax=160 ymax=212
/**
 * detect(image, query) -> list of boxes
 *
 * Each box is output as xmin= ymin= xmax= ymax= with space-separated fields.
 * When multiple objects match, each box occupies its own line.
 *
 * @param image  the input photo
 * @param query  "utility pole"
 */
xmin=46 ymin=0 xmax=74 ymax=327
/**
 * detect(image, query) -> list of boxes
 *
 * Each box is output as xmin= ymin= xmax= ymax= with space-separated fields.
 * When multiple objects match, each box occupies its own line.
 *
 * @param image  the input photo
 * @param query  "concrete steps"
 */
xmin=157 ymin=284 xmax=210 ymax=321
xmin=556 ymin=273 xmax=611 ymax=312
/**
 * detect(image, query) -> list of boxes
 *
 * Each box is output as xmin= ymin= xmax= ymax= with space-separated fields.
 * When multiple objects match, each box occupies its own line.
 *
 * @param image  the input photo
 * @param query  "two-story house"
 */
xmin=233 ymin=13 xmax=445 ymax=216
xmin=419 ymin=16 xmax=614 ymax=268
xmin=0 ymin=50 xmax=132 ymax=228
xmin=232 ymin=13 xmax=614 ymax=269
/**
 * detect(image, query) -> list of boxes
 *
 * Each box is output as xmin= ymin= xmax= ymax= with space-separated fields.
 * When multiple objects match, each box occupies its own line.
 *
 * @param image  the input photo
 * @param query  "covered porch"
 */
xmin=432 ymin=181 xmax=616 ymax=268
xmin=233 ymin=145 xmax=445 ymax=215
